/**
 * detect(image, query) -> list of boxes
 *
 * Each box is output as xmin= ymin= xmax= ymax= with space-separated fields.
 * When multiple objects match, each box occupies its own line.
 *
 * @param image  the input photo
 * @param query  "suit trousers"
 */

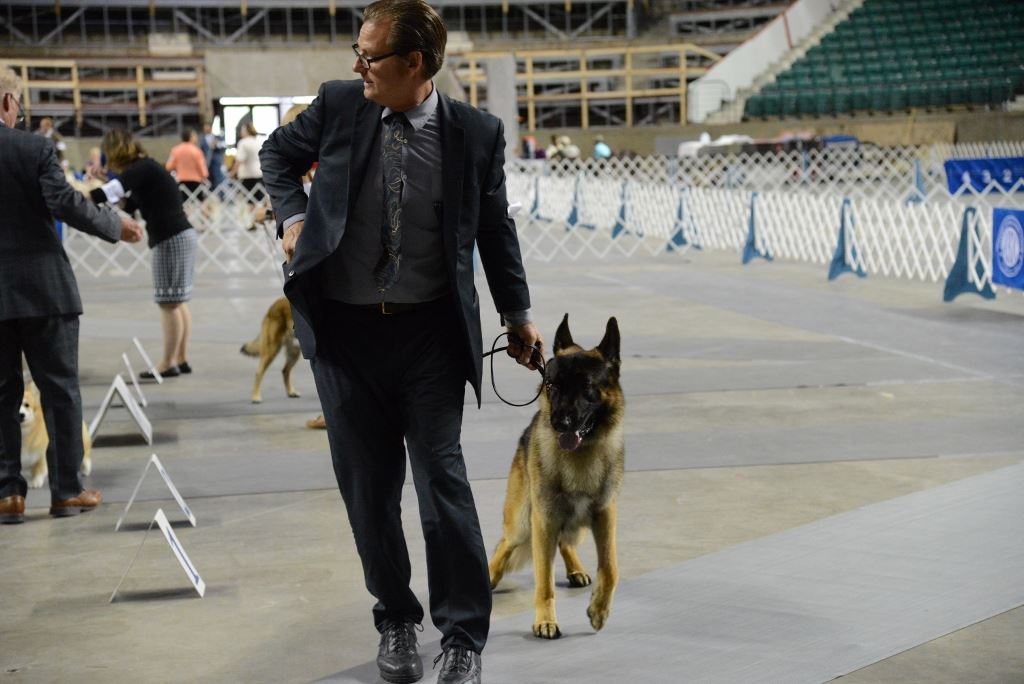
xmin=311 ymin=297 xmax=491 ymax=654
xmin=0 ymin=315 xmax=84 ymax=500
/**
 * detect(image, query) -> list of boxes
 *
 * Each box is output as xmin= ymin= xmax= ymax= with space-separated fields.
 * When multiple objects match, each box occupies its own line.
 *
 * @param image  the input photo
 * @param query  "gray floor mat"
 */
xmin=324 ymin=463 xmax=1024 ymax=683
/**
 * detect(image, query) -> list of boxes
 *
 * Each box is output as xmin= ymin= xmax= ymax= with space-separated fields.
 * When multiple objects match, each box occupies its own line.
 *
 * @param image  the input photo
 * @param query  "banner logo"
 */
xmin=996 ymin=213 xmax=1023 ymax=279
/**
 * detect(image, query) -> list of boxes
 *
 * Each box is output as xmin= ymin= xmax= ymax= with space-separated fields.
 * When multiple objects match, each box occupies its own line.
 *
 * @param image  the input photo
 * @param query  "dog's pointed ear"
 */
xmin=598 ymin=317 xmax=620 ymax=366
xmin=553 ymin=313 xmax=574 ymax=353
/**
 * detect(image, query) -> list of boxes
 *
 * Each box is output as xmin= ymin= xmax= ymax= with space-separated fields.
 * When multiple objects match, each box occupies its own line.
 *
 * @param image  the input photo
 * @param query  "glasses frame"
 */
xmin=351 ymin=43 xmax=400 ymax=70
xmin=3 ymin=92 xmax=25 ymax=128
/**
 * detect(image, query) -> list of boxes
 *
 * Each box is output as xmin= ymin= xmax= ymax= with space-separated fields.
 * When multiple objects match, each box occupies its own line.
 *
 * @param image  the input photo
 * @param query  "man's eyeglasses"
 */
xmin=351 ymin=43 xmax=399 ymax=70
xmin=3 ymin=92 xmax=26 ymax=129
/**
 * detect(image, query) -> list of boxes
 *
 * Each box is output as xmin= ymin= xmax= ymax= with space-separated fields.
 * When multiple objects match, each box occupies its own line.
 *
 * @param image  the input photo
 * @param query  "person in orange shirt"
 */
xmin=165 ymin=129 xmax=209 ymax=202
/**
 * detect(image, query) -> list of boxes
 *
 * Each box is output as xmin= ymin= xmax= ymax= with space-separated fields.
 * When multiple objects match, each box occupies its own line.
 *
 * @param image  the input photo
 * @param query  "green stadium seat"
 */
xmin=990 ymin=79 xmax=1013 ymax=104
xmin=908 ymin=83 xmax=928 ymax=107
xmin=780 ymin=91 xmax=799 ymax=117
xmin=833 ymin=88 xmax=852 ymax=114
xmin=761 ymin=92 xmax=781 ymax=117
xmin=961 ymin=54 xmax=981 ymax=68
xmin=745 ymin=95 xmax=764 ymax=118
xmin=969 ymin=79 xmax=990 ymax=105
xmin=870 ymin=88 xmax=888 ymax=111
xmin=889 ymin=85 xmax=909 ymax=111
xmin=812 ymin=89 xmax=834 ymax=116
xmin=740 ymin=0 xmax=1023 ymax=120
xmin=852 ymin=86 xmax=871 ymax=111
xmin=948 ymin=80 xmax=968 ymax=105
xmin=926 ymin=82 xmax=949 ymax=108
xmin=797 ymin=91 xmax=816 ymax=116
xmin=1010 ymin=70 xmax=1024 ymax=91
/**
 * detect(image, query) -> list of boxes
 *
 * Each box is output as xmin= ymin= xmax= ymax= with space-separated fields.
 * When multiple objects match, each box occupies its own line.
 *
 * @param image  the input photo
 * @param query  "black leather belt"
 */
xmin=327 ymin=296 xmax=448 ymax=316
xmin=371 ymin=301 xmax=421 ymax=315
xmin=357 ymin=298 xmax=448 ymax=315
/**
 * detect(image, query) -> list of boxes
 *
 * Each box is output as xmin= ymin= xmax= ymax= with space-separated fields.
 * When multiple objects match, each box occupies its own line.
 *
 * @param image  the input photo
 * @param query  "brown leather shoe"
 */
xmin=0 ymin=495 xmax=25 ymax=524
xmin=306 ymin=414 xmax=327 ymax=430
xmin=50 ymin=489 xmax=102 ymax=517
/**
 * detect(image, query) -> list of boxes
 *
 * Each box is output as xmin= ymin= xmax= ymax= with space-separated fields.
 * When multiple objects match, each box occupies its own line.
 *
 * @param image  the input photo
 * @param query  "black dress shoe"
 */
xmin=377 ymin=620 xmax=423 ymax=683
xmin=141 ymin=367 xmax=179 ymax=380
xmin=433 ymin=646 xmax=481 ymax=684
xmin=177 ymin=361 xmax=192 ymax=374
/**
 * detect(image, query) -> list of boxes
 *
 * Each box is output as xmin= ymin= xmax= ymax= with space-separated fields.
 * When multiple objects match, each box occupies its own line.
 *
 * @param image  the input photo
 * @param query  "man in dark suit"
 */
xmin=0 ymin=68 xmax=143 ymax=524
xmin=259 ymin=2 xmax=541 ymax=682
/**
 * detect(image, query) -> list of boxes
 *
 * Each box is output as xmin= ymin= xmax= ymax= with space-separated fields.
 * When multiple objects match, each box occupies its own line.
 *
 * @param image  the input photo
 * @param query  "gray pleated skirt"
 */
xmin=152 ymin=228 xmax=197 ymax=304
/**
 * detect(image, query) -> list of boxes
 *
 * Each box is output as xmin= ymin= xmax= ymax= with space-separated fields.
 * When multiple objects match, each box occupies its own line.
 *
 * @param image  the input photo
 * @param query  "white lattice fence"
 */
xmin=510 ymin=172 xmax=688 ymax=261
xmin=64 ymin=145 xmax=1024 ymax=287
xmin=510 ymin=142 xmax=1024 ymax=205
xmin=756 ymin=192 xmax=843 ymax=266
xmin=849 ymin=198 xmax=962 ymax=282
xmin=683 ymin=187 xmax=749 ymax=251
xmin=64 ymin=180 xmax=281 ymax=278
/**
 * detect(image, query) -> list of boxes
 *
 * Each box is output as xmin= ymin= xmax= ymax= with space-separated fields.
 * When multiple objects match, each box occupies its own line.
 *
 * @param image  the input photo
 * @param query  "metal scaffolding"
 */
xmin=2 ymin=0 xmax=642 ymax=49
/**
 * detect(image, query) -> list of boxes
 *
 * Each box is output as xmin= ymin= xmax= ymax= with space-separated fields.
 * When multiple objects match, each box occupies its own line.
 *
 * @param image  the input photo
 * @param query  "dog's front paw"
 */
xmin=288 ymin=390 xmax=301 ymax=398
xmin=81 ymin=458 xmax=92 ymax=476
xmin=251 ymin=397 xmax=262 ymax=404
xmin=587 ymin=599 xmax=610 ymax=631
xmin=567 ymin=571 xmax=592 ymax=587
xmin=29 ymin=474 xmax=45 ymax=489
xmin=532 ymin=621 xmax=561 ymax=639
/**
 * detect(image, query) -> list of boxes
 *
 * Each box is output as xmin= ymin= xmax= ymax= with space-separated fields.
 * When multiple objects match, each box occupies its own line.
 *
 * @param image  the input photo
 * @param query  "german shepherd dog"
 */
xmin=240 ymin=296 xmax=301 ymax=403
xmin=488 ymin=314 xmax=624 ymax=639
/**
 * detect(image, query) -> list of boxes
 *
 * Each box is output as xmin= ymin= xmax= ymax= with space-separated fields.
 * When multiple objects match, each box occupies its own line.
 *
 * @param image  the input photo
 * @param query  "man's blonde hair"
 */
xmin=0 ymin=67 xmax=22 ymax=98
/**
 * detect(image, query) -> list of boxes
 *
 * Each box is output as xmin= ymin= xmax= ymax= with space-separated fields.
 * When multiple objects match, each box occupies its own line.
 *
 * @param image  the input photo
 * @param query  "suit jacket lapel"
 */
xmin=439 ymin=94 xmax=464 ymax=244
xmin=347 ymin=98 xmax=382 ymax=216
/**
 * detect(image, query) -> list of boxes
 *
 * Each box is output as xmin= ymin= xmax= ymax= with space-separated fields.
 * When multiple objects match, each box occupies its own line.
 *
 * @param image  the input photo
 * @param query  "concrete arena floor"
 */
xmin=2 ymin=248 xmax=1023 ymax=683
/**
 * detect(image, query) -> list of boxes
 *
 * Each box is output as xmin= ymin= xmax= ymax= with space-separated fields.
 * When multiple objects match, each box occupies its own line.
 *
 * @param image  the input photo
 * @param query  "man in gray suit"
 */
xmin=0 ymin=67 xmax=143 ymax=524
xmin=260 ymin=2 xmax=541 ymax=681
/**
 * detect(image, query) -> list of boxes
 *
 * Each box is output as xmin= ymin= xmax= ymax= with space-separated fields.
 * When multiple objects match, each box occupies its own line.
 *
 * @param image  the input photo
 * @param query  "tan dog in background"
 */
xmin=488 ymin=314 xmax=625 ymax=639
xmin=240 ymin=296 xmax=301 ymax=403
xmin=19 ymin=382 xmax=93 ymax=489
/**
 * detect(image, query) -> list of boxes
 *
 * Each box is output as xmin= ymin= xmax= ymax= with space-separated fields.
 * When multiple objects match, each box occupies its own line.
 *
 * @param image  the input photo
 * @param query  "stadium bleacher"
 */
xmin=744 ymin=0 xmax=1024 ymax=119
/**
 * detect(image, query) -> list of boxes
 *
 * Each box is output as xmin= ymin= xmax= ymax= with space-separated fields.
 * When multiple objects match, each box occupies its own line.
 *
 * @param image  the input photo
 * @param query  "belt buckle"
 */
xmin=380 ymin=300 xmax=393 ymax=315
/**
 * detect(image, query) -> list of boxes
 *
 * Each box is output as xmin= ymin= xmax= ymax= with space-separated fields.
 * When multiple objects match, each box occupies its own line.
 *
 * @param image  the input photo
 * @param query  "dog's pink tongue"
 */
xmin=558 ymin=431 xmax=583 ymax=451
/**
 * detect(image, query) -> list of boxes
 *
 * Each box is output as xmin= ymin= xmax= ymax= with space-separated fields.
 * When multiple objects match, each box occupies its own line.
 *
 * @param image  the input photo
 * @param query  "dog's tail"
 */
xmin=239 ymin=338 xmax=260 ymax=357
xmin=504 ymin=543 xmax=532 ymax=574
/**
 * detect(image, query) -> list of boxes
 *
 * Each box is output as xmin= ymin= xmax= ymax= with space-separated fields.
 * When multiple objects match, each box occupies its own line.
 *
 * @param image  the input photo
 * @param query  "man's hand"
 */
xmin=119 ymin=216 xmax=143 ymax=243
xmin=283 ymin=220 xmax=304 ymax=262
xmin=506 ymin=322 xmax=544 ymax=371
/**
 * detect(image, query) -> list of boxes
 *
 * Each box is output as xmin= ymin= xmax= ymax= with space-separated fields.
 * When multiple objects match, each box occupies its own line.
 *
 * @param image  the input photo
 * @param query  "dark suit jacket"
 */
xmin=0 ymin=125 xmax=121 ymax=321
xmin=260 ymin=79 xmax=531 ymax=402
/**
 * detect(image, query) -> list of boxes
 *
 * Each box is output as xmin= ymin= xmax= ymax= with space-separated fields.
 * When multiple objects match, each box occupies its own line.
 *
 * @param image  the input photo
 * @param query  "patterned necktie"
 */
xmin=374 ymin=112 xmax=409 ymax=293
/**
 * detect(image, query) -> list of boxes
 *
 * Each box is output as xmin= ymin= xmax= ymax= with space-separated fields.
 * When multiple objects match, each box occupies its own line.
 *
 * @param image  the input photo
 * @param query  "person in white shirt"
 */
xmin=232 ymin=123 xmax=266 ymax=228
xmin=232 ymin=123 xmax=264 ymax=198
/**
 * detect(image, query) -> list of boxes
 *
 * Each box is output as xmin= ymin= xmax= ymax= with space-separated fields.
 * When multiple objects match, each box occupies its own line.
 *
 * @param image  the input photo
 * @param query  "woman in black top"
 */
xmin=91 ymin=129 xmax=197 ymax=377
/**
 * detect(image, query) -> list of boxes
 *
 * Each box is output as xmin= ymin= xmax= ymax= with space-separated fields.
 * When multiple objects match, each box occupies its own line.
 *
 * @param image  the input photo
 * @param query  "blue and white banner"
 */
xmin=945 ymin=158 xmax=1024 ymax=193
xmin=993 ymin=208 xmax=1024 ymax=291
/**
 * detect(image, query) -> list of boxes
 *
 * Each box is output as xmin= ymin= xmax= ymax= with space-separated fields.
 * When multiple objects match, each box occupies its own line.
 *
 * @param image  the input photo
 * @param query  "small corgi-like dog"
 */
xmin=19 ymin=382 xmax=93 ymax=489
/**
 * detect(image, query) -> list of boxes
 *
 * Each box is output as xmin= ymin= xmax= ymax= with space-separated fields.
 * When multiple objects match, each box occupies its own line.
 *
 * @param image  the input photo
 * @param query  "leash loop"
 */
xmin=482 ymin=331 xmax=546 ymax=407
